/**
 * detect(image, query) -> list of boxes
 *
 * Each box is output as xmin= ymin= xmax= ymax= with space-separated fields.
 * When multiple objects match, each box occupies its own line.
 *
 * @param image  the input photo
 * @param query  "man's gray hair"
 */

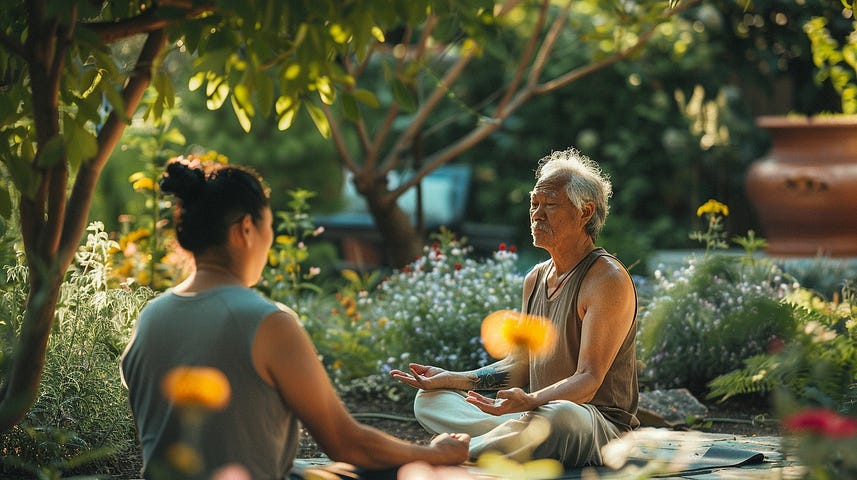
xmin=535 ymin=148 xmax=612 ymax=239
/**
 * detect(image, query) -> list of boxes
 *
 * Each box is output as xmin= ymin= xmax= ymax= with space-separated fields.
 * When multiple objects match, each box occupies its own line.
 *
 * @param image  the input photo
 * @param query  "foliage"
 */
xmin=456 ymin=4 xmax=767 ymax=262
xmin=803 ymin=3 xmax=857 ymax=114
xmin=0 ymin=0 xmax=493 ymax=433
xmin=0 ymin=223 xmax=152 ymax=479
xmin=637 ymin=202 xmax=799 ymax=395
xmin=302 ymin=231 xmax=523 ymax=400
xmin=259 ymin=189 xmax=326 ymax=311
xmin=710 ymin=0 xmax=852 ymax=115
xmin=708 ymin=285 xmax=857 ymax=409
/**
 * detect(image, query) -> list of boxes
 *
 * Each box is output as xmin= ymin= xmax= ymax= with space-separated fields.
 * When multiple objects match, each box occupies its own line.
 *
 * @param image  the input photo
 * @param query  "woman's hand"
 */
xmin=427 ymin=432 xmax=471 ymax=465
xmin=389 ymin=363 xmax=473 ymax=391
xmin=464 ymin=388 xmax=535 ymax=415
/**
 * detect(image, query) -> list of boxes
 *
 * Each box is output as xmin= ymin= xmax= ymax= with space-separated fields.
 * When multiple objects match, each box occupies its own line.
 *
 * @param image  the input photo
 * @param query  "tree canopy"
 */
xmin=0 ymin=0 xmax=706 ymax=434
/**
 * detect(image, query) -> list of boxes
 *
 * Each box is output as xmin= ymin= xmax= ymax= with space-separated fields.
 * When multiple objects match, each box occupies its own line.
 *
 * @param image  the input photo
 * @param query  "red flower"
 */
xmin=510 ymin=245 xmax=517 ymax=253
xmin=432 ymin=242 xmax=440 ymax=249
xmin=783 ymin=408 xmax=857 ymax=439
xmin=767 ymin=336 xmax=785 ymax=354
xmin=498 ymin=243 xmax=507 ymax=251
xmin=454 ymin=263 xmax=462 ymax=270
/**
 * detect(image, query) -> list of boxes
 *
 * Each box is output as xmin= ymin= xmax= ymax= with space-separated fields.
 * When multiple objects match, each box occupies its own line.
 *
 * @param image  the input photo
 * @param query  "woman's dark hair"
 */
xmin=159 ymin=156 xmax=270 ymax=253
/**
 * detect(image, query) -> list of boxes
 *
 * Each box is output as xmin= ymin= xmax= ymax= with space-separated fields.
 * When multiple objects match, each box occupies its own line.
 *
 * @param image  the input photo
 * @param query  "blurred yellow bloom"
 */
xmin=166 ymin=442 xmax=203 ymax=475
xmin=477 ymin=451 xmax=563 ymax=480
xmin=481 ymin=310 xmax=556 ymax=359
xmin=696 ymin=199 xmax=729 ymax=217
xmin=161 ymin=366 xmax=231 ymax=411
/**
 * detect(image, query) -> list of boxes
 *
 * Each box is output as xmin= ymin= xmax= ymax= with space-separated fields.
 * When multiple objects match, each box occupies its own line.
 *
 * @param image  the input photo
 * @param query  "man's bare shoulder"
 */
xmin=585 ymin=254 xmax=635 ymax=291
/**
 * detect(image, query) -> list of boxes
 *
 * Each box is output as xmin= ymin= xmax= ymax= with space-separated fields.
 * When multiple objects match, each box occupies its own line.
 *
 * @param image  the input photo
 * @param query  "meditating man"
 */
xmin=391 ymin=147 xmax=639 ymax=467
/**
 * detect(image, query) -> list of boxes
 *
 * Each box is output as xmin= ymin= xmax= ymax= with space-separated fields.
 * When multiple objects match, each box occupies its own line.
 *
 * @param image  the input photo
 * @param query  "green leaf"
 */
xmin=351 ymin=88 xmax=380 ymax=108
xmin=162 ymin=128 xmax=186 ymax=146
xmin=62 ymin=117 xmax=98 ymax=171
xmin=37 ymin=135 xmax=65 ymax=168
xmin=256 ymin=74 xmax=275 ymax=118
xmin=103 ymin=86 xmax=127 ymax=122
xmin=231 ymin=95 xmax=253 ymax=133
xmin=305 ymin=102 xmax=330 ymax=138
xmin=392 ymin=78 xmax=417 ymax=112
xmin=342 ymin=94 xmax=360 ymax=122
xmin=233 ymin=83 xmax=255 ymax=117
xmin=5 ymin=144 xmax=39 ymax=199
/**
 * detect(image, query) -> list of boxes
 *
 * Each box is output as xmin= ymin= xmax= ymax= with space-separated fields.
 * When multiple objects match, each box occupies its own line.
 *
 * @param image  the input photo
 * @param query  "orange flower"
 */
xmin=161 ymin=366 xmax=231 ymax=411
xmin=481 ymin=310 xmax=556 ymax=359
xmin=166 ymin=442 xmax=203 ymax=475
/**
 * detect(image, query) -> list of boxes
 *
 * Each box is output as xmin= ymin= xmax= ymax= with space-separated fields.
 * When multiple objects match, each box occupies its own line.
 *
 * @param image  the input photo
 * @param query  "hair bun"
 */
xmin=160 ymin=158 xmax=205 ymax=200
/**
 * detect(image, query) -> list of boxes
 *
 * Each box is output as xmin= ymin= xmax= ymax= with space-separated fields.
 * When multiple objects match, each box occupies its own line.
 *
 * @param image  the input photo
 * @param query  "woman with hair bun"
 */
xmin=121 ymin=156 xmax=469 ymax=479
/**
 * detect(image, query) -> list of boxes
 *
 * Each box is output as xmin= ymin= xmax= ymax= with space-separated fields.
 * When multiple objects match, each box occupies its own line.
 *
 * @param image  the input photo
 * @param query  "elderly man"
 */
xmin=390 ymin=148 xmax=639 ymax=467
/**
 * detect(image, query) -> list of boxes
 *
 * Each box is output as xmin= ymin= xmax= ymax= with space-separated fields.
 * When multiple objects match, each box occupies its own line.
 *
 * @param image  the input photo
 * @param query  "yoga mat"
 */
xmin=558 ymin=445 xmax=766 ymax=479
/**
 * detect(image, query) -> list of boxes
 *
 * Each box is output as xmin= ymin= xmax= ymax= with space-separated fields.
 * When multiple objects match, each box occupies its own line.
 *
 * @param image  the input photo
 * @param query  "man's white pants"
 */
xmin=414 ymin=389 xmax=621 ymax=467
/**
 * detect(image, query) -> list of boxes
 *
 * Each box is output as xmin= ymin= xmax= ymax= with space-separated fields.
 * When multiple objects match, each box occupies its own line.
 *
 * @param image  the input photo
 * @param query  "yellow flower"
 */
xmin=161 ymin=366 xmax=231 ymax=411
xmin=477 ymin=451 xmax=563 ymax=480
xmin=696 ymin=199 xmax=729 ymax=217
xmin=481 ymin=310 xmax=557 ymax=359
xmin=166 ymin=442 xmax=203 ymax=475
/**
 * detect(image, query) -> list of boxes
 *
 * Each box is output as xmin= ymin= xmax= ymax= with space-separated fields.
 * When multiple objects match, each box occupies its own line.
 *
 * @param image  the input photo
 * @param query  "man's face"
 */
xmin=529 ymin=178 xmax=586 ymax=250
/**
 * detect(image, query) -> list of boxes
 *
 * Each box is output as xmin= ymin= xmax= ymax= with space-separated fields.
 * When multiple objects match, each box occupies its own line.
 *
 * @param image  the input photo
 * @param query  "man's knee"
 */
xmin=534 ymin=400 xmax=593 ymax=431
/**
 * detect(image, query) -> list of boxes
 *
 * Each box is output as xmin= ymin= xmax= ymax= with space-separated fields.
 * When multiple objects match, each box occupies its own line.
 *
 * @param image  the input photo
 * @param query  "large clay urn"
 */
xmin=745 ymin=115 xmax=857 ymax=256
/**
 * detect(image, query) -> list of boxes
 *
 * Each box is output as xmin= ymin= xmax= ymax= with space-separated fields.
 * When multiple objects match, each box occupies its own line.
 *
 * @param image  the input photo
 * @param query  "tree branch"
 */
xmin=321 ymin=102 xmax=358 ymax=173
xmin=495 ymin=0 xmax=550 ymax=115
xmin=84 ymin=4 xmax=213 ymax=44
xmin=532 ymin=0 xmax=701 ymax=95
xmin=525 ymin=0 xmax=570 ymax=89
xmin=380 ymin=48 xmax=476 ymax=175
xmin=61 ymin=29 xmax=168 ymax=267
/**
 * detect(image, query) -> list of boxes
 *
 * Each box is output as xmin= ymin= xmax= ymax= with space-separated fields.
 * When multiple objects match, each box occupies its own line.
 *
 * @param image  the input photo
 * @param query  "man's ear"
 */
xmin=580 ymin=202 xmax=595 ymax=222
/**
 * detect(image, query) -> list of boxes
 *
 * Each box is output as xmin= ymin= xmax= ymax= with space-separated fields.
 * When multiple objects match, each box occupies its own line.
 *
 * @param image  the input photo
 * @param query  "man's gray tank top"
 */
xmin=121 ymin=285 xmax=299 ymax=479
xmin=526 ymin=248 xmax=640 ymax=431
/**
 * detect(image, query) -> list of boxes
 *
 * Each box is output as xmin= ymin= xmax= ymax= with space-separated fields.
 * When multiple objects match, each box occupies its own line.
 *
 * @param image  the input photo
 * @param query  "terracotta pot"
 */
xmin=745 ymin=115 xmax=857 ymax=256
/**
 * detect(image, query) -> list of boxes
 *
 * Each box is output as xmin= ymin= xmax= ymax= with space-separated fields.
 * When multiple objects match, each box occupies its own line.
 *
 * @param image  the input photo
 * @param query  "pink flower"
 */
xmin=783 ymin=408 xmax=857 ymax=439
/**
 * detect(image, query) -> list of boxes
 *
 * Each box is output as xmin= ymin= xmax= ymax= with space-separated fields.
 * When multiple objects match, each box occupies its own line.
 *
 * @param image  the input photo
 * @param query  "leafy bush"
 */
xmin=637 ymin=253 xmax=800 ymax=395
xmin=637 ymin=201 xmax=802 ymax=396
xmin=0 ymin=223 xmax=153 ymax=479
xmin=709 ymin=285 xmax=857 ymax=410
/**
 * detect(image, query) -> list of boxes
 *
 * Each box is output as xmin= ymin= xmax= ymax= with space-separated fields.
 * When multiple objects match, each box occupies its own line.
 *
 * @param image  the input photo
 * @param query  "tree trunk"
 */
xmin=0 ymin=269 xmax=62 ymax=433
xmin=0 ymin=27 xmax=167 ymax=435
xmin=354 ymin=173 xmax=423 ymax=268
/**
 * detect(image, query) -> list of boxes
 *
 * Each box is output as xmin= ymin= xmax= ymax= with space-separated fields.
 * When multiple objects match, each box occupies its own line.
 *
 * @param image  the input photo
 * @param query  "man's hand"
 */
xmin=465 ymin=388 xmax=535 ymax=415
xmin=389 ymin=363 xmax=473 ymax=391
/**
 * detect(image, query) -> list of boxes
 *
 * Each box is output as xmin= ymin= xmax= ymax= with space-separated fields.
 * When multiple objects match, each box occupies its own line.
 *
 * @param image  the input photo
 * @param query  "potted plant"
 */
xmin=745 ymin=5 xmax=857 ymax=256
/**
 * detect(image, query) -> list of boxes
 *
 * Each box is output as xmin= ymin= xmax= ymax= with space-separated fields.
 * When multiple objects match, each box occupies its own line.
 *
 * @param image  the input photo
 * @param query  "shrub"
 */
xmin=708 ymin=284 xmax=857 ymax=410
xmin=637 ymin=200 xmax=800 ymax=396
xmin=302 ymin=231 xmax=524 ymax=400
xmin=0 ymin=223 xmax=153 ymax=479
xmin=637 ymin=253 xmax=799 ymax=395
